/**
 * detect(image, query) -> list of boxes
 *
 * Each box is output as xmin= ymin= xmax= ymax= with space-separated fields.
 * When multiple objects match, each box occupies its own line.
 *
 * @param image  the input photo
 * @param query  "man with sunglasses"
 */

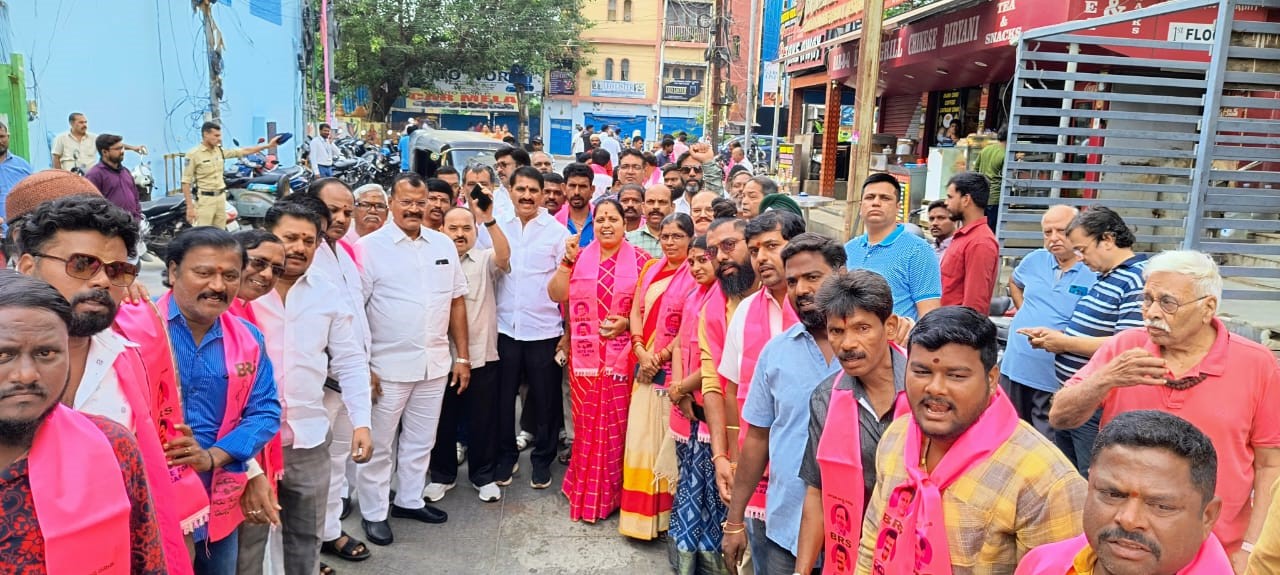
xmin=1050 ymin=250 xmax=1280 ymax=573
xmin=241 ymin=194 xmax=373 ymax=574
xmin=677 ymin=142 xmax=724 ymax=197
xmin=1021 ymin=206 xmax=1147 ymax=477
xmin=16 ymin=194 xmax=215 ymax=574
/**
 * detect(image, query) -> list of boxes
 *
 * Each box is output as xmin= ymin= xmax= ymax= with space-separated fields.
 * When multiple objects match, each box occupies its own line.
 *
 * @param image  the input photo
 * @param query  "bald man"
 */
xmin=1001 ymin=205 xmax=1098 ymax=437
xmin=624 ymin=184 xmax=678 ymax=256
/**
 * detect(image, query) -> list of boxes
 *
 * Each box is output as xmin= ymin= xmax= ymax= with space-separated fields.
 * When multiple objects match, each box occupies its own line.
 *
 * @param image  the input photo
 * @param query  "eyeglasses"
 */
xmin=30 ymin=251 xmax=138 ymax=287
xmin=681 ymin=165 xmax=703 ymax=174
xmin=396 ymin=199 xmax=429 ymax=209
xmin=705 ymin=238 xmax=740 ymax=258
xmin=355 ymin=201 xmax=388 ymax=212
xmin=1072 ymin=239 xmax=1099 ymax=258
xmin=620 ymin=163 xmax=645 ymax=171
xmin=1142 ymin=293 xmax=1210 ymax=315
xmin=247 ymin=257 xmax=286 ymax=277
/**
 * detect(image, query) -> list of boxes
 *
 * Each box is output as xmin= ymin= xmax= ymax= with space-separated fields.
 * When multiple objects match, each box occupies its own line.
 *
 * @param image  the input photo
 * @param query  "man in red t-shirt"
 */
xmin=939 ymin=171 xmax=1000 ymax=313
xmin=1049 ymin=250 xmax=1280 ymax=573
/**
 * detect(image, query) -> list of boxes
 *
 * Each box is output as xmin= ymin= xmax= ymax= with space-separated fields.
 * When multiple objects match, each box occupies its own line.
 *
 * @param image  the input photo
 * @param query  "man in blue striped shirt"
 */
xmin=843 ymin=173 xmax=942 ymax=321
xmin=164 ymin=227 xmax=281 ymax=573
xmin=1019 ymin=206 xmax=1146 ymax=476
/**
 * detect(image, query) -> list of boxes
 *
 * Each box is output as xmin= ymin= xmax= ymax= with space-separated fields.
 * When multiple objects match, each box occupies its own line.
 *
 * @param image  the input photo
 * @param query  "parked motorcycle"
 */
xmin=222 ymin=139 xmax=313 ymax=228
xmin=140 ymin=197 xmax=240 ymax=258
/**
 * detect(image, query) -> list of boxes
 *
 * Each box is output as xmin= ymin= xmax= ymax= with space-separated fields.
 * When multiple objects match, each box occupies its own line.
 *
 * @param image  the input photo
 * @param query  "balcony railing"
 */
xmin=664 ymin=24 xmax=711 ymax=43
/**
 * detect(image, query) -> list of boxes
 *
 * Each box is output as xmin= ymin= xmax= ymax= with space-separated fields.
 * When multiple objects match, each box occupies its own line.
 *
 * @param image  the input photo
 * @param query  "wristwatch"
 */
xmin=454 ymin=358 xmax=472 ymax=366
xmin=483 ymin=219 xmax=498 ymax=227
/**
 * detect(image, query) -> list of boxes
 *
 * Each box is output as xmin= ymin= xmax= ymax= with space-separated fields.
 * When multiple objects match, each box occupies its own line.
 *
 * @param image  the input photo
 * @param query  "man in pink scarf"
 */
xmin=0 ymin=272 xmax=166 ymax=574
xmin=1017 ymin=410 xmax=1231 ymax=575
xmin=15 ymin=194 xmax=202 ymax=574
xmin=859 ymin=306 xmax=1086 ymax=574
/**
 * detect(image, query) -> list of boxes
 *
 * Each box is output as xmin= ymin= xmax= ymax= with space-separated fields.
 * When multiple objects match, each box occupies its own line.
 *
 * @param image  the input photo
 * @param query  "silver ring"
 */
xmin=249 ymin=510 xmax=261 ymax=515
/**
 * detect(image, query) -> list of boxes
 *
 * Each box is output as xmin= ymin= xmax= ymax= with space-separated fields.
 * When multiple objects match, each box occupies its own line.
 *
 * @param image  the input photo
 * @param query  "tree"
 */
xmin=447 ymin=0 xmax=591 ymax=142
xmin=331 ymin=0 xmax=591 ymax=139
xmin=331 ymin=0 xmax=461 ymax=120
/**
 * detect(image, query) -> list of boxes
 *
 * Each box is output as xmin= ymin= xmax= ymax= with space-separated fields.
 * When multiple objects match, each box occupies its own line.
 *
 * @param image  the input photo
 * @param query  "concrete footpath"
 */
xmin=329 ymin=451 xmax=670 ymax=575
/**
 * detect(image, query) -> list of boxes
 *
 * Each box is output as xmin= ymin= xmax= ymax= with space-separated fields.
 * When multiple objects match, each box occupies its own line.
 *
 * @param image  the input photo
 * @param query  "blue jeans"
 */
xmin=318 ymin=165 xmax=334 ymax=177
xmin=1055 ymin=409 xmax=1102 ymax=478
xmin=193 ymin=530 xmax=239 ymax=575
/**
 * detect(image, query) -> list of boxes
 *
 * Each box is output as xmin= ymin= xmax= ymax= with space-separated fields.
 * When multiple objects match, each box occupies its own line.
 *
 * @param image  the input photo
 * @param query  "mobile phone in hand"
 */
xmin=470 ymin=184 xmax=492 ymax=211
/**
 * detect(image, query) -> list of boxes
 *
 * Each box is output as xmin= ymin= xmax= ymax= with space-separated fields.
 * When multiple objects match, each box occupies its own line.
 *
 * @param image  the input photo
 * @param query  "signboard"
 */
xmin=827 ymin=43 xmax=854 ymax=81
xmin=935 ymin=90 xmax=963 ymax=142
xmin=549 ymin=70 xmax=576 ymax=96
xmin=761 ymin=61 xmax=781 ymax=107
xmin=801 ymin=0 xmax=908 ymax=35
xmin=402 ymin=71 xmax=544 ymax=113
xmin=1067 ymin=0 xmax=1267 ymax=60
xmin=776 ymin=142 xmax=796 ymax=184
xmin=591 ymin=79 xmax=648 ymax=99
xmin=875 ymin=0 xmax=1073 ymax=70
xmin=663 ymin=79 xmax=703 ymax=101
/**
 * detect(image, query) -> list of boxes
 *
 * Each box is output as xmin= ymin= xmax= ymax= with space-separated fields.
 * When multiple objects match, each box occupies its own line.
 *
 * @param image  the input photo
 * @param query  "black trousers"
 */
xmin=497 ymin=335 xmax=563 ymax=477
xmin=1001 ymin=375 xmax=1054 ymax=440
xmin=430 ymin=363 xmax=499 ymax=486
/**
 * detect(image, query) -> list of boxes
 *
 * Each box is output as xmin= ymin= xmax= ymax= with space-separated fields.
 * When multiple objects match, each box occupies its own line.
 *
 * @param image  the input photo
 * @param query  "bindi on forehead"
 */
xmin=932 ymin=357 xmax=940 ymax=364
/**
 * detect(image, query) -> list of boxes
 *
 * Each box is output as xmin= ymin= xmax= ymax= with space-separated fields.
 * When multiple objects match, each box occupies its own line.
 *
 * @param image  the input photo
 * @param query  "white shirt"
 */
xmin=675 ymin=195 xmax=690 ymax=215
xmin=313 ymin=240 xmax=372 ymax=353
xmin=600 ymin=135 xmax=621 ymax=167
xmin=458 ymin=248 xmax=501 ymax=368
xmin=717 ymin=288 xmax=787 ymax=385
xmin=51 ymin=131 xmax=98 ymax=172
xmin=496 ymin=209 xmax=570 ymax=341
xmin=592 ymin=173 xmax=612 ymax=200
xmin=251 ymin=265 xmax=372 ymax=449
xmin=571 ymin=132 xmax=585 ymax=156
xmin=310 ymin=136 xmax=339 ymax=167
xmin=72 ymin=330 xmax=134 ymax=427
xmin=358 ymin=223 xmax=468 ymax=382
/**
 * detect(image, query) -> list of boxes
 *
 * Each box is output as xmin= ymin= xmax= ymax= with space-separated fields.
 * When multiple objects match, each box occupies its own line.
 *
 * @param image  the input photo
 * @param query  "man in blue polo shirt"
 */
xmin=1021 ymin=206 xmax=1146 ymax=476
xmin=843 ymin=173 xmax=941 ymax=321
xmin=1004 ymin=205 xmax=1097 ymax=438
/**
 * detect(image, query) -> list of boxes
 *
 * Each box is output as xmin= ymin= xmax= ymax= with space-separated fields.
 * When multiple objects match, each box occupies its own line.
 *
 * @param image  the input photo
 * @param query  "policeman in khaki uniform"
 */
xmin=181 ymin=121 xmax=280 ymax=228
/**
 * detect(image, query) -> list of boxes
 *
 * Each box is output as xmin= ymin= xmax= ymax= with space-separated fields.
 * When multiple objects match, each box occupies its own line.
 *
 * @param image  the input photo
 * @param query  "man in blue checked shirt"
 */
xmin=163 ymin=227 xmax=280 ymax=574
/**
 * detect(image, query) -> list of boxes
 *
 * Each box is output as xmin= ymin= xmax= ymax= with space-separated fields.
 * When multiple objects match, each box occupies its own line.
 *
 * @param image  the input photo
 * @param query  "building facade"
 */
xmin=3 ymin=0 xmax=305 ymax=194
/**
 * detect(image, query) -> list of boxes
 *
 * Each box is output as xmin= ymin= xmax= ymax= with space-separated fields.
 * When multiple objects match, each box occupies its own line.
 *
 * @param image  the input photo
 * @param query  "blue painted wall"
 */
xmin=7 ymin=0 xmax=304 ymax=193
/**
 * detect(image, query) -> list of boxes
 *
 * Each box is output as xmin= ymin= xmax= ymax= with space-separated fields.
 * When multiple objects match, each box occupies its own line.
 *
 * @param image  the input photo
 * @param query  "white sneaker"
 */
xmin=423 ymin=482 xmax=455 ymax=502
xmin=476 ymin=482 xmax=502 ymax=502
xmin=456 ymin=442 xmax=467 ymax=465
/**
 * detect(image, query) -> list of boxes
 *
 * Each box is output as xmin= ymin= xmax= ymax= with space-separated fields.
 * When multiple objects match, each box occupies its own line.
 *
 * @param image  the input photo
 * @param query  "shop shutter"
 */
xmin=881 ymin=93 xmax=921 ymax=138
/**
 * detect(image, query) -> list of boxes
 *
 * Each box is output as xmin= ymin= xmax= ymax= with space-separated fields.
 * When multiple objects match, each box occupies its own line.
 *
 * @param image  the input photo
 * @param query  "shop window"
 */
xmin=605 ymin=58 xmax=615 ymax=80
xmin=607 ymin=0 xmax=617 ymax=20
xmin=623 ymin=0 xmax=632 ymax=21
xmin=621 ymin=59 xmax=631 ymax=81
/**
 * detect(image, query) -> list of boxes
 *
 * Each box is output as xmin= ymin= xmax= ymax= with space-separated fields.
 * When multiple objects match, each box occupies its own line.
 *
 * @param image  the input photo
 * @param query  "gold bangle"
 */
xmin=711 ymin=453 xmax=731 ymax=465
xmin=725 ymin=425 xmax=740 ymax=431
xmin=723 ymin=526 xmax=746 ymax=535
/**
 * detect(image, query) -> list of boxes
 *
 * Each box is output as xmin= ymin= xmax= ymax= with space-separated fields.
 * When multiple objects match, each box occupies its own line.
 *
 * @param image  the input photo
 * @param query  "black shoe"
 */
xmin=531 ymin=467 xmax=553 ymax=489
xmin=362 ymin=519 xmax=393 ymax=546
xmin=390 ymin=501 xmax=449 ymax=524
xmin=340 ymin=497 xmax=352 ymax=520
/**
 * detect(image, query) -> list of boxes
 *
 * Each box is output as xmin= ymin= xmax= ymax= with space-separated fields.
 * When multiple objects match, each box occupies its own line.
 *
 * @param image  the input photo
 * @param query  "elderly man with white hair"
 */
xmin=347 ymin=183 xmax=390 ymax=243
xmin=1049 ymin=250 xmax=1280 ymax=573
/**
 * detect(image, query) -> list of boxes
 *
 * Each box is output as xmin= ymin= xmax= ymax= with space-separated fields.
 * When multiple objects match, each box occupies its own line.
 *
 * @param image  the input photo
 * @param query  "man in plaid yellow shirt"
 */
xmin=857 ymin=307 xmax=1087 ymax=574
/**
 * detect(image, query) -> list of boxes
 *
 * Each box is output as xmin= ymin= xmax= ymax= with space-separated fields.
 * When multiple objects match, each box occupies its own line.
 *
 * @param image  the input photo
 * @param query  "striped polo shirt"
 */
xmin=1054 ymin=254 xmax=1148 ymax=382
xmin=843 ymin=223 xmax=943 ymax=321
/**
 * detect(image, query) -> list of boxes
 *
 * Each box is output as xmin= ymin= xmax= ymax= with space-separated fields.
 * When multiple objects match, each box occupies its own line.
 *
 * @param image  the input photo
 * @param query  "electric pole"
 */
xmin=707 ymin=0 xmax=726 ymax=148
xmin=841 ymin=0 xmax=885 ymax=239
xmin=196 ymin=1 xmax=224 ymax=124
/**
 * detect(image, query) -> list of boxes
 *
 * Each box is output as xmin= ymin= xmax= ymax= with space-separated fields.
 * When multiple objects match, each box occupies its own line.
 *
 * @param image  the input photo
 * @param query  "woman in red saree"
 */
xmin=619 ymin=213 xmax=695 ymax=539
xmin=548 ymin=198 xmax=652 ymax=523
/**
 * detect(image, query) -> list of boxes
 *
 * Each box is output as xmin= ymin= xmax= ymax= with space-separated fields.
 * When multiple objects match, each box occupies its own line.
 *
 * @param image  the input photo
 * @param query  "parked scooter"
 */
xmin=222 ymin=139 xmax=312 ymax=228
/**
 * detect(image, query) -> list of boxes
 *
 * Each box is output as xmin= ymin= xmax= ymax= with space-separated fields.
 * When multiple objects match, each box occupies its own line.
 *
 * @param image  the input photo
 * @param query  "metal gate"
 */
xmin=997 ymin=0 xmax=1280 ymax=301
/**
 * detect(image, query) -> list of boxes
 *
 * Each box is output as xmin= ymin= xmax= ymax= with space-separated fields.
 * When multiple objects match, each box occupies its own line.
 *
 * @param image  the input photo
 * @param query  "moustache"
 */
xmin=838 ymin=350 xmax=868 ymax=363
xmin=920 ymin=396 xmax=955 ymax=411
xmin=1098 ymin=527 xmax=1162 ymax=560
xmin=70 ymin=288 xmax=115 ymax=310
xmin=1145 ymin=319 xmax=1171 ymax=332
xmin=0 ymin=383 xmax=48 ymax=401
xmin=647 ymin=209 xmax=664 ymax=217
xmin=796 ymin=295 xmax=816 ymax=309
xmin=198 ymin=291 xmax=228 ymax=303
